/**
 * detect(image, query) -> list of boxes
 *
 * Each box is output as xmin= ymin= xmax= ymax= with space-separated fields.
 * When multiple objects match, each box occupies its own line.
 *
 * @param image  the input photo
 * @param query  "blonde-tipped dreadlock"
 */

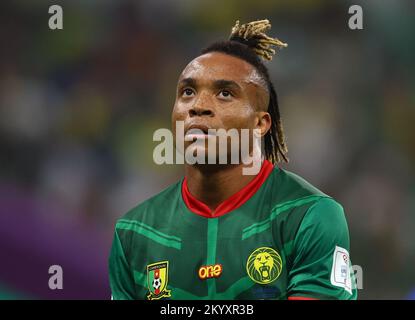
xmin=201 ymin=19 xmax=289 ymax=164
xmin=229 ymin=19 xmax=287 ymax=61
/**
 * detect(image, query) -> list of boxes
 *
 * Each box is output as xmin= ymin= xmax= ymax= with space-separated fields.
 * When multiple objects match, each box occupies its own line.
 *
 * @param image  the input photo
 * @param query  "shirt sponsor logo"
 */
xmin=330 ymin=246 xmax=352 ymax=294
xmin=198 ymin=264 xmax=223 ymax=280
xmin=246 ymin=247 xmax=282 ymax=284
xmin=146 ymin=261 xmax=172 ymax=300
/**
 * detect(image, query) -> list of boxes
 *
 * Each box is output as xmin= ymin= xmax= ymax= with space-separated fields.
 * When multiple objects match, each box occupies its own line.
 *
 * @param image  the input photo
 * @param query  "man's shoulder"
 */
xmin=278 ymin=168 xmax=328 ymax=197
xmin=265 ymin=167 xmax=345 ymax=224
xmin=271 ymin=167 xmax=346 ymax=229
xmin=274 ymin=167 xmax=329 ymax=201
xmin=119 ymin=179 xmax=183 ymax=223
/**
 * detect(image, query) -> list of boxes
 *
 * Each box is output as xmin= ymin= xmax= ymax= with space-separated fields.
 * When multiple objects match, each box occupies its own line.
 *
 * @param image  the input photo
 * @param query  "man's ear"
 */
xmin=256 ymin=112 xmax=271 ymax=137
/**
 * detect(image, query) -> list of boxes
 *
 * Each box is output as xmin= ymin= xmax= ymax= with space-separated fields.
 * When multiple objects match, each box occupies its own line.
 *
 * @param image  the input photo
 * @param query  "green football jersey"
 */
xmin=109 ymin=161 xmax=357 ymax=300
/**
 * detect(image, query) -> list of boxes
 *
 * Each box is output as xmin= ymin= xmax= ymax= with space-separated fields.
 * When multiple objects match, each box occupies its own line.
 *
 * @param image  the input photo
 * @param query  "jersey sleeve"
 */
xmin=108 ymin=228 xmax=136 ymax=300
xmin=287 ymin=197 xmax=358 ymax=300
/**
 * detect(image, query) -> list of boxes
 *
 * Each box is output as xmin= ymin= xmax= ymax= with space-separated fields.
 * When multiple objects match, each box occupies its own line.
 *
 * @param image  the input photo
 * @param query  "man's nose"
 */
xmin=189 ymin=94 xmax=214 ymax=117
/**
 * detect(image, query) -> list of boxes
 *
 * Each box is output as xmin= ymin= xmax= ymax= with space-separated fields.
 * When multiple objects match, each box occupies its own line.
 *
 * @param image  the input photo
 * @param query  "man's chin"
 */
xmin=183 ymin=145 xmax=239 ymax=165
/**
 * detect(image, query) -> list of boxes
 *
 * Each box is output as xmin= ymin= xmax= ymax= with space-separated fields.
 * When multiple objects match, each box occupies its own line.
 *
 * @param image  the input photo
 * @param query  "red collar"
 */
xmin=181 ymin=160 xmax=274 ymax=218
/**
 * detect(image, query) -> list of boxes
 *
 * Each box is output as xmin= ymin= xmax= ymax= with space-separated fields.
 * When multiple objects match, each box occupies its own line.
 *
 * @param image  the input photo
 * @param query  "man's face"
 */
xmin=172 ymin=52 xmax=270 ymax=162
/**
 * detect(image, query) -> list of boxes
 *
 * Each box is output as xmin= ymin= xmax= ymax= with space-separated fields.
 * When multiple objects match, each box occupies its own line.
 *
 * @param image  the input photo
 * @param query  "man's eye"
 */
xmin=182 ymin=88 xmax=194 ymax=97
xmin=218 ymin=90 xmax=232 ymax=98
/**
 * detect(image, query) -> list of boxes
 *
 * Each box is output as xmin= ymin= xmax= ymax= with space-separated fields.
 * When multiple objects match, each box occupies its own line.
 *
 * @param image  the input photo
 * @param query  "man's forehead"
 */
xmin=179 ymin=52 xmax=264 ymax=86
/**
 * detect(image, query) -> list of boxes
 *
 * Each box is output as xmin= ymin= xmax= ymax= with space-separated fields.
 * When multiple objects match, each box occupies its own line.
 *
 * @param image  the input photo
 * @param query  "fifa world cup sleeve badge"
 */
xmin=146 ymin=261 xmax=172 ymax=300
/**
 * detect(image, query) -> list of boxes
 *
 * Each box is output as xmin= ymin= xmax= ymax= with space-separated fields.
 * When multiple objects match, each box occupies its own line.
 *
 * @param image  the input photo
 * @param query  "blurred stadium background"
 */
xmin=0 ymin=0 xmax=414 ymax=299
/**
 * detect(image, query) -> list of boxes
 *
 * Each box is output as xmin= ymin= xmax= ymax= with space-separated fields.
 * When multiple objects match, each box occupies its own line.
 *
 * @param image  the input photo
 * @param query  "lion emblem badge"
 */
xmin=246 ymin=247 xmax=282 ymax=284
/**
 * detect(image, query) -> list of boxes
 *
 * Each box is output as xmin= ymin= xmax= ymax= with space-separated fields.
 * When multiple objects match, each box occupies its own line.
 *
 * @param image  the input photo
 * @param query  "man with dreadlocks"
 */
xmin=109 ymin=19 xmax=357 ymax=300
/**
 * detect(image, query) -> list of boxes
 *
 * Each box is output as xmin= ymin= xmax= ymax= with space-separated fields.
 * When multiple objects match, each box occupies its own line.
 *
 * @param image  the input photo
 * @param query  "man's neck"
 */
xmin=184 ymin=163 xmax=261 ymax=212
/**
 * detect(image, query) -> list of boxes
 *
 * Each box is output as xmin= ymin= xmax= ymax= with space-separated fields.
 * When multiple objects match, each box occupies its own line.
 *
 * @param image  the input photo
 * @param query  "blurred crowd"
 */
xmin=0 ymin=0 xmax=414 ymax=299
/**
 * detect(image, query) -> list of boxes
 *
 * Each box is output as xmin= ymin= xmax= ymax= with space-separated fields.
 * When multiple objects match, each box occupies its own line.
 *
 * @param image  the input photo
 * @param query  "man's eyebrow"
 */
xmin=178 ymin=77 xmax=196 ymax=88
xmin=178 ymin=78 xmax=242 ymax=89
xmin=213 ymin=79 xmax=242 ymax=91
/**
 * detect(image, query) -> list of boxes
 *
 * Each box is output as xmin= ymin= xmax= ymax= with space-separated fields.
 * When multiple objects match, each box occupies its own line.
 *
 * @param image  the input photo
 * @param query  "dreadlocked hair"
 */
xmin=201 ymin=19 xmax=288 ymax=164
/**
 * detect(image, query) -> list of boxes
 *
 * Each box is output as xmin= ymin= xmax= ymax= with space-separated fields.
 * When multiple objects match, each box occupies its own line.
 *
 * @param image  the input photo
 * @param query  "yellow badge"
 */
xmin=246 ymin=247 xmax=282 ymax=284
xmin=147 ymin=261 xmax=171 ymax=300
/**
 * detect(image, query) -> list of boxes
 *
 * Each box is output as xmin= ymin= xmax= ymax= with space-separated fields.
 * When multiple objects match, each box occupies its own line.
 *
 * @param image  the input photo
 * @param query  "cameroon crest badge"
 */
xmin=147 ymin=261 xmax=171 ymax=300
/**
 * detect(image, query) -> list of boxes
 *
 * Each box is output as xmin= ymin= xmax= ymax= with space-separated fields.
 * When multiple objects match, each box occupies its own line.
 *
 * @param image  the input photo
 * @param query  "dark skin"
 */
xmin=172 ymin=52 xmax=271 ymax=213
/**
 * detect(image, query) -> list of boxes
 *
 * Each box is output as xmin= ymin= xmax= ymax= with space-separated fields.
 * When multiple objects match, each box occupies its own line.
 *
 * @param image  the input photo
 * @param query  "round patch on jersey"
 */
xmin=246 ymin=247 xmax=282 ymax=284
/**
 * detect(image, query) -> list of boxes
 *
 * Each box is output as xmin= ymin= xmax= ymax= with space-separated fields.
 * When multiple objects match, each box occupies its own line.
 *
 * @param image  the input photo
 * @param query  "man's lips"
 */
xmin=184 ymin=125 xmax=215 ymax=139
